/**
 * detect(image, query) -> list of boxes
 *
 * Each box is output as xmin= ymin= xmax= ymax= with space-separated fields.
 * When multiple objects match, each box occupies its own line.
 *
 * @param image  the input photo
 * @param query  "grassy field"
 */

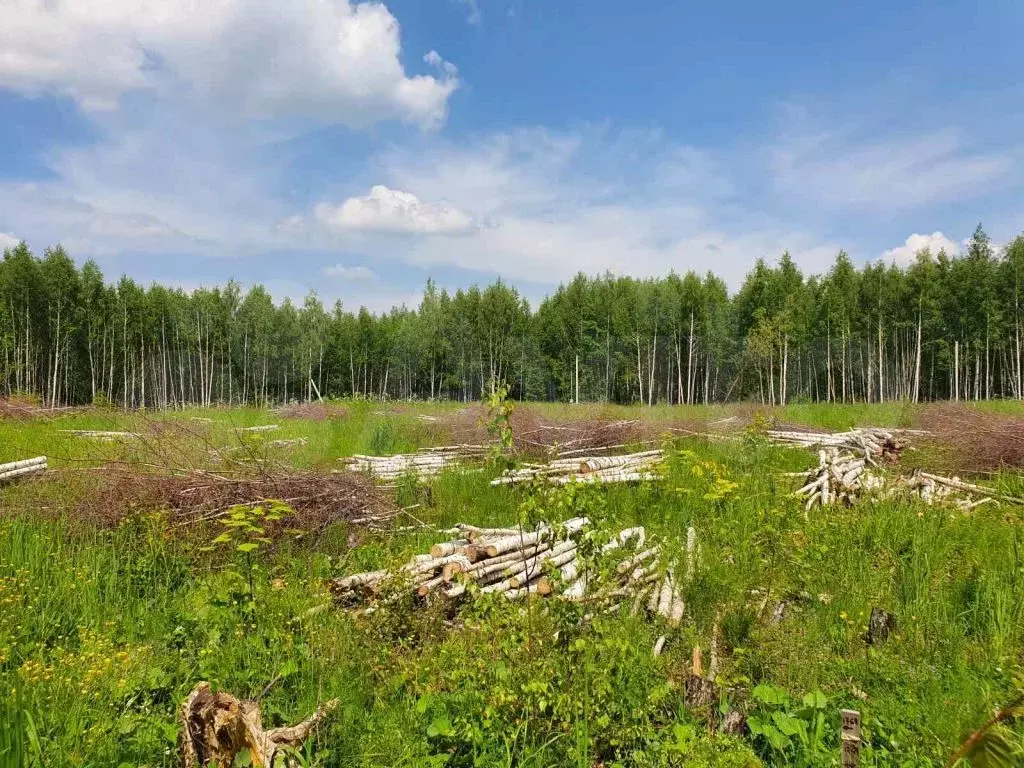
xmin=1 ymin=400 xmax=1023 ymax=767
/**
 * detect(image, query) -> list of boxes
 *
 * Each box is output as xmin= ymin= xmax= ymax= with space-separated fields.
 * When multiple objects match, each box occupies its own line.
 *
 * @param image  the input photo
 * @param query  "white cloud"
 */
xmin=322 ymin=264 xmax=375 ymax=280
xmin=772 ymin=128 xmax=1014 ymax=209
xmin=316 ymin=185 xmax=477 ymax=235
xmin=882 ymin=231 xmax=960 ymax=264
xmin=0 ymin=0 xmax=458 ymax=127
xmin=0 ymin=232 xmax=21 ymax=251
xmin=309 ymin=129 xmax=840 ymax=288
xmin=456 ymin=0 xmax=482 ymax=25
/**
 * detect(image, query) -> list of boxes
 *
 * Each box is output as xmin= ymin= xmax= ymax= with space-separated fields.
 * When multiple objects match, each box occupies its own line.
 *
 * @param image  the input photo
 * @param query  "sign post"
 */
xmin=841 ymin=709 xmax=861 ymax=768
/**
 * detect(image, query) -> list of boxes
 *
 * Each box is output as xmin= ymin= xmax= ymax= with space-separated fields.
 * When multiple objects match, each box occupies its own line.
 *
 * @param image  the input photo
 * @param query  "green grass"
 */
xmin=1 ymin=402 xmax=1023 ymax=766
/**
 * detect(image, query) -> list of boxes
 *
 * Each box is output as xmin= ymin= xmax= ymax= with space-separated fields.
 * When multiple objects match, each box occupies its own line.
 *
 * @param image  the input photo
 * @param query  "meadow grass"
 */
xmin=1 ymin=401 xmax=1023 ymax=766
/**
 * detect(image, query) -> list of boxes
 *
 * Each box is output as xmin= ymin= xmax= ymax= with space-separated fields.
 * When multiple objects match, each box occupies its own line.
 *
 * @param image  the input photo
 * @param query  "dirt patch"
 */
xmin=919 ymin=404 xmax=1024 ymax=471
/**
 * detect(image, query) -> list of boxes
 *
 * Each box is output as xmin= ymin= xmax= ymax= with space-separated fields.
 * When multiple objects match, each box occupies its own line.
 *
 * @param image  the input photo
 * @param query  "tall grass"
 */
xmin=1 ymin=402 xmax=1022 ymax=765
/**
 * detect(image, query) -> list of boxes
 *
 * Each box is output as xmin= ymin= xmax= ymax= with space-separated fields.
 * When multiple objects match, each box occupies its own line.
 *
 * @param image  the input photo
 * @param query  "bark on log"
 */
xmin=0 ymin=456 xmax=46 ymax=473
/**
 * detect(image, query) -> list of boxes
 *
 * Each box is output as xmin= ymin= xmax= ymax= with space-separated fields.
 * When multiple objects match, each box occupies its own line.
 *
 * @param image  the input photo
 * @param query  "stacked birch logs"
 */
xmin=788 ymin=449 xmax=874 ymax=510
xmin=888 ymin=471 xmax=1017 ymax=511
xmin=59 ymin=429 xmax=138 ymax=441
xmin=789 ymin=451 xmax=1017 ymax=511
xmin=0 ymin=456 xmax=47 ymax=484
xmin=266 ymin=438 xmax=308 ymax=449
xmin=491 ymin=450 xmax=663 ymax=486
xmin=343 ymin=445 xmax=486 ymax=481
xmin=235 ymin=424 xmax=279 ymax=433
xmin=768 ymin=428 xmax=918 ymax=463
xmin=329 ymin=518 xmax=696 ymax=626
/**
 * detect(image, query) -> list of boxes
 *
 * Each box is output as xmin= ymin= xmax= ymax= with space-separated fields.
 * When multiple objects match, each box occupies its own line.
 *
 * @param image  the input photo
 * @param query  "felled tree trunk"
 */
xmin=179 ymin=682 xmax=337 ymax=768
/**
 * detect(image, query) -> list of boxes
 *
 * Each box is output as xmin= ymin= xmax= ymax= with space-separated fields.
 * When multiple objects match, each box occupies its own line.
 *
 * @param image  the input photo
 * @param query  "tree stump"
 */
xmin=179 ymin=682 xmax=338 ymax=768
xmin=866 ymin=607 xmax=895 ymax=646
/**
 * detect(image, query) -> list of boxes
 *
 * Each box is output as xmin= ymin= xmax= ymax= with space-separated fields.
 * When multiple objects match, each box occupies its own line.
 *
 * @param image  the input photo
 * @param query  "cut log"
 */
xmin=328 ymin=569 xmax=388 ymax=592
xmin=484 ymin=517 xmax=588 ymax=557
xmin=0 ymin=456 xmax=46 ymax=473
xmin=429 ymin=539 xmax=469 ymax=558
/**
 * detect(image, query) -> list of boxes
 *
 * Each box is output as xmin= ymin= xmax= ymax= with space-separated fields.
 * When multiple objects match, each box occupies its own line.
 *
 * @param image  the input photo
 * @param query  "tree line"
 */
xmin=2 ymin=225 xmax=1022 ymax=407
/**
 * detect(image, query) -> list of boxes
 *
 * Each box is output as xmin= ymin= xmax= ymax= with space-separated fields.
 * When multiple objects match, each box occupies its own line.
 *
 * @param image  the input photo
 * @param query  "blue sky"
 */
xmin=1 ymin=0 xmax=1022 ymax=311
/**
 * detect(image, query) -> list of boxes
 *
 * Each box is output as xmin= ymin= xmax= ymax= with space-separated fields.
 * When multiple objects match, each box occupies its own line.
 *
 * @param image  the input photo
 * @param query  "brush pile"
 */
xmin=513 ymin=415 xmax=645 ymax=457
xmin=0 ymin=397 xmax=82 ymax=420
xmin=920 ymin=404 xmax=1024 ymax=471
xmin=491 ymin=450 xmax=663 ymax=486
xmin=0 ymin=456 xmax=47 ymax=484
xmin=69 ymin=466 xmax=396 ymax=531
xmin=768 ymin=427 xmax=919 ymax=462
xmin=343 ymin=445 xmax=486 ymax=481
xmin=274 ymin=402 xmax=349 ymax=421
xmin=789 ymin=450 xmax=1018 ymax=511
xmin=329 ymin=519 xmax=696 ymax=625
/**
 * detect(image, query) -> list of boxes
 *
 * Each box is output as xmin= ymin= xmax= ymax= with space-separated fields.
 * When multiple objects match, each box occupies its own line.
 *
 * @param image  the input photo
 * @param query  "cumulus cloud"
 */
xmin=882 ymin=232 xmax=960 ymax=264
xmin=0 ymin=0 xmax=458 ymax=127
xmin=316 ymin=185 xmax=476 ymax=235
xmin=322 ymin=264 xmax=375 ymax=280
xmin=0 ymin=232 xmax=21 ymax=251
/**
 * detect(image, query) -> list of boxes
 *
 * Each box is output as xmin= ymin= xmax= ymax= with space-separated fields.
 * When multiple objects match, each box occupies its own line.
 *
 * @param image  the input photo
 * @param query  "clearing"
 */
xmin=1 ymin=399 xmax=1023 ymax=767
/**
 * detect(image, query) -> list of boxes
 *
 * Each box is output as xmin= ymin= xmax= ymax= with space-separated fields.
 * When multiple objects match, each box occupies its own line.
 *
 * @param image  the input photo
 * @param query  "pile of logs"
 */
xmin=267 ymin=438 xmax=308 ymax=449
xmin=0 ymin=456 xmax=47 ymax=484
xmin=491 ymin=450 xmax=664 ymax=486
xmin=768 ymin=427 xmax=920 ymax=462
xmin=343 ymin=445 xmax=486 ymax=481
xmin=788 ymin=449 xmax=875 ymax=510
xmin=59 ymin=429 xmax=138 ymax=441
xmin=892 ymin=471 xmax=1020 ymax=511
xmin=789 ymin=450 xmax=1019 ymax=512
xmin=329 ymin=518 xmax=696 ymax=625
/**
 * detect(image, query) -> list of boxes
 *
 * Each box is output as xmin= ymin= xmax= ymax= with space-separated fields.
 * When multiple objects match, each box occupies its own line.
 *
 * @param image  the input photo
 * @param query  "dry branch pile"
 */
xmin=920 ymin=404 xmax=1024 ymax=470
xmin=273 ymin=402 xmax=349 ymax=421
xmin=513 ymin=415 xmax=644 ymax=457
xmin=72 ymin=466 xmax=396 ymax=532
xmin=180 ymin=682 xmax=337 ymax=768
xmin=0 ymin=396 xmax=82 ymax=420
xmin=789 ymin=449 xmax=1018 ymax=512
xmin=768 ymin=427 xmax=920 ymax=462
xmin=329 ymin=518 xmax=696 ymax=625
xmin=342 ymin=445 xmax=486 ymax=481
xmin=491 ymin=450 xmax=664 ymax=486
xmin=0 ymin=456 xmax=47 ymax=484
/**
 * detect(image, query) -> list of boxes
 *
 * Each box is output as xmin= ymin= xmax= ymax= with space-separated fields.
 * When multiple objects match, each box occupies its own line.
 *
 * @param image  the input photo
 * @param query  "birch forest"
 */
xmin=2 ymin=225 xmax=1023 ymax=407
